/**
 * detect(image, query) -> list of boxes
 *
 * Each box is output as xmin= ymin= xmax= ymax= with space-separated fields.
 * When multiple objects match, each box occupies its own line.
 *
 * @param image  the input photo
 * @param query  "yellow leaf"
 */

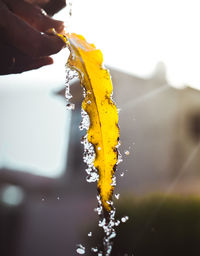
xmin=64 ymin=33 xmax=119 ymax=212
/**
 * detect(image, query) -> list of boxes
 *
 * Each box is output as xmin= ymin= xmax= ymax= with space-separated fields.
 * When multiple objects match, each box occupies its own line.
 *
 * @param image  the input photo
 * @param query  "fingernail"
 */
xmin=45 ymin=57 xmax=53 ymax=65
xmin=38 ymin=57 xmax=53 ymax=66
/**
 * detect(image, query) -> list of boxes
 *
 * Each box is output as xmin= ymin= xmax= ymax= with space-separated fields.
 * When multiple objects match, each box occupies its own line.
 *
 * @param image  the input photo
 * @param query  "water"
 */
xmin=121 ymin=216 xmax=129 ymax=223
xmin=79 ymin=108 xmax=120 ymax=255
xmin=65 ymin=65 xmax=127 ymax=256
xmin=79 ymin=109 xmax=90 ymax=131
xmin=65 ymin=33 xmax=128 ymax=256
xmin=76 ymin=244 xmax=85 ymax=255
xmin=124 ymin=150 xmax=130 ymax=156
xmin=86 ymin=172 xmax=99 ymax=183
xmin=114 ymin=193 xmax=120 ymax=200
xmin=88 ymin=232 xmax=92 ymax=237
xmin=66 ymin=103 xmax=75 ymax=110
xmin=96 ymin=195 xmax=118 ymax=256
xmin=117 ymin=150 xmax=123 ymax=165
xmin=91 ymin=247 xmax=98 ymax=252
xmin=65 ymin=67 xmax=79 ymax=110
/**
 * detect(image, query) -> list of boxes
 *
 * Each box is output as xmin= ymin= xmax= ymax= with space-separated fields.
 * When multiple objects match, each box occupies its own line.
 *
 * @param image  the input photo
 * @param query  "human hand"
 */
xmin=26 ymin=0 xmax=66 ymax=16
xmin=0 ymin=0 xmax=66 ymax=75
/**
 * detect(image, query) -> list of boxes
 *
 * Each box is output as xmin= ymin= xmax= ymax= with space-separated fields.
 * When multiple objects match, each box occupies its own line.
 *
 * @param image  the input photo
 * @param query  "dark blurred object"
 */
xmin=26 ymin=0 xmax=66 ymax=16
xmin=188 ymin=112 xmax=200 ymax=142
xmin=0 ymin=202 xmax=23 ymax=256
xmin=102 ymin=195 xmax=200 ymax=256
xmin=43 ymin=0 xmax=66 ymax=16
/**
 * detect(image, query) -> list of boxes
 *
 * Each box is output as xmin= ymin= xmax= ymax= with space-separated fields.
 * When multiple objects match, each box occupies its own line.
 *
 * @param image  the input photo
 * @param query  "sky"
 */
xmin=56 ymin=0 xmax=200 ymax=90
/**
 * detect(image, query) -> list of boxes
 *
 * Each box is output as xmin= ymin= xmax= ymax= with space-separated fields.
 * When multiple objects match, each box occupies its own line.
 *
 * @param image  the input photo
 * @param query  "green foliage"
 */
xmin=111 ymin=195 xmax=200 ymax=256
xmin=89 ymin=195 xmax=200 ymax=255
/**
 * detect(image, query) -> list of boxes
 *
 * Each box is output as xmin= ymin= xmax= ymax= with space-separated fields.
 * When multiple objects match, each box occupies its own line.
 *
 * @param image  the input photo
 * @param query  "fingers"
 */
xmin=4 ymin=0 xmax=64 ymax=33
xmin=0 ymin=2 xmax=66 ymax=58
xmin=10 ymin=56 xmax=53 ymax=74
xmin=0 ymin=40 xmax=53 ymax=75
xmin=41 ymin=0 xmax=66 ymax=16
xmin=13 ymin=56 xmax=53 ymax=74
xmin=20 ymin=1 xmax=66 ymax=17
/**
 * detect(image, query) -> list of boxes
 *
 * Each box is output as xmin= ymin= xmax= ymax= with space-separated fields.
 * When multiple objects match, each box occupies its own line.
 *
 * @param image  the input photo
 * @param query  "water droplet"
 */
xmin=121 ymin=216 xmax=129 ymax=223
xmin=66 ymin=103 xmax=75 ymax=110
xmin=120 ymin=172 xmax=124 ymax=177
xmin=86 ymin=172 xmax=99 ymax=183
xmin=41 ymin=198 xmax=45 ymax=201
xmin=65 ymin=68 xmax=78 ymax=110
xmin=98 ymin=218 xmax=106 ymax=227
xmin=107 ymin=231 xmax=116 ymax=239
xmin=106 ymin=200 xmax=113 ymax=206
xmin=57 ymin=197 xmax=60 ymax=200
xmin=91 ymin=247 xmax=98 ymax=252
xmin=65 ymin=91 xmax=72 ymax=99
xmin=76 ymin=244 xmax=85 ymax=254
xmin=115 ymin=220 xmax=120 ymax=226
xmin=88 ymin=232 xmax=92 ymax=237
xmin=115 ymin=193 xmax=120 ymax=199
xmin=87 ymin=100 xmax=91 ymax=104
xmin=94 ymin=206 xmax=102 ymax=215
xmin=111 ymin=176 xmax=116 ymax=186
xmin=117 ymin=151 xmax=123 ymax=164
xmin=79 ymin=109 xmax=90 ymax=130
xmin=97 ymin=146 xmax=101 ymax=151
xmin=124 ymin=150 xmax=130 ymax=156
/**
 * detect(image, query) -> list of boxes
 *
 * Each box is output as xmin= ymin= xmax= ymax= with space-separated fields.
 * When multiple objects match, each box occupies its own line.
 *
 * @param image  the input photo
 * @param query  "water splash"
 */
xmin=121 ymin=216 xmax=129 ymax=223
xmin=79 ymin=108 xmax=90 ymax=131
xmin=88 ymin=232 xmax=92 ymax=237
xmin=64 ymin=67 xmax=128 ymax=256
xmin=91 ymin=247 xmax=98 ymax=253
xmin=66 ymin=103 xmax=75 ymax=110
xmin=80 ymin=116 xmax=120 ymax=255
xmin=76 ymin=244 xmax=85 ymax=255
xmin=116 ymin=143 xmax=123 ymax=165
xmin=96 ymin=195 xmax=117 ymax=256
xmin=124 ymin=150 xmax=130 ymax=156
xmin=115 ymin=220 xmax=120 ymax=226
xmin=65 ymin=67 xmax=78 ymax=110
xmin=114 ymin=193 xmax=120 ymax=200
xmin=64 ymin=33 xmax=128 ymax=256
xmin=64 ymin=63 xmax=114 ymax=255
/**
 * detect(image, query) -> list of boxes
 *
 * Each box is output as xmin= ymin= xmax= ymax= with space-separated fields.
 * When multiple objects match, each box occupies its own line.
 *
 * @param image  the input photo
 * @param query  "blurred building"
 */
xmin=0 ymin=65 xmax=200 ymax=256
xmin=65 ymin=64 xmax=200 ymax=195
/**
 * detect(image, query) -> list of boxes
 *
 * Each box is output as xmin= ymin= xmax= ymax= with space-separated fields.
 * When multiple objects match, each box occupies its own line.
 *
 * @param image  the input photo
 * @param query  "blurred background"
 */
xmin=0 ymin=0 xmax=200 ymax=255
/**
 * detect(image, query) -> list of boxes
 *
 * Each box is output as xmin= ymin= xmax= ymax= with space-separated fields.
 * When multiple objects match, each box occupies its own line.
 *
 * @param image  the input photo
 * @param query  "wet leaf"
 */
xmin=63 ymin=33 xmax=119 ymax=212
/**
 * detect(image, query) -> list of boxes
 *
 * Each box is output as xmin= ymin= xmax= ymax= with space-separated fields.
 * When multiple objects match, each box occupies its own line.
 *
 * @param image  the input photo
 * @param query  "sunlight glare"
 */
xmin=56 ymin=0 xmax=200 ymax=90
